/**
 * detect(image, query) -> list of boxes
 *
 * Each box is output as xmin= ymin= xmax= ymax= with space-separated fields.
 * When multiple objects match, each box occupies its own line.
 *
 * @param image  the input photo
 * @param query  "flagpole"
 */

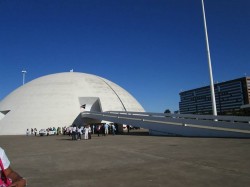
xmin=201 ymin=0 xmax=217 ymax=116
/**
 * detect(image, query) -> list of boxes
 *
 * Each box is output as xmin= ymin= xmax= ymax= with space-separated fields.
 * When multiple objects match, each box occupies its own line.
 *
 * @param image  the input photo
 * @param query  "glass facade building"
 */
xmin=179 ymin=77 xmax=250 ymax=115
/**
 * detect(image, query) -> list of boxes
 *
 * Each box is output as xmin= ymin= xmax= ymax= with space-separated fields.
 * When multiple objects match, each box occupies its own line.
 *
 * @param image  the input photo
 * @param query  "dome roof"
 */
xmin=0 ymin=72 xmax=144 ymax=135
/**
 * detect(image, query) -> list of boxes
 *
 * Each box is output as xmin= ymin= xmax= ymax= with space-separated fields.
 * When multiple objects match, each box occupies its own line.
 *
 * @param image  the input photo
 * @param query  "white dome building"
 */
xmin=0 ymin=72 xmax=145 ymax=135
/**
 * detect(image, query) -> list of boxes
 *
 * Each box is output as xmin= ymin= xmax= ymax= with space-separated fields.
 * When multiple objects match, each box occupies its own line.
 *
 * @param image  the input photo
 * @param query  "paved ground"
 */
xmin=0 ymin=130 xmax=250 ymax=187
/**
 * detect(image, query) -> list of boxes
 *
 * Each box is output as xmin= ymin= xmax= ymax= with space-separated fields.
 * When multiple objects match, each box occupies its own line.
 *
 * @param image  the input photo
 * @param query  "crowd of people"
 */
xmin=26 ymin=127 xmax=63 ymax=136
xmin=26 ymin=128 xmax=38 ymax=136
xmin=65 ymin=123 xmax=117 ymax=141
xmin=25 ymin=123 xmax=118 ymax=140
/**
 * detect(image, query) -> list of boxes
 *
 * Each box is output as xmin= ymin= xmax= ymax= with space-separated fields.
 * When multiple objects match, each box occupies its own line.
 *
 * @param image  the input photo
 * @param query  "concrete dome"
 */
xmin=0 ymin=72 xmax=145 ymax=135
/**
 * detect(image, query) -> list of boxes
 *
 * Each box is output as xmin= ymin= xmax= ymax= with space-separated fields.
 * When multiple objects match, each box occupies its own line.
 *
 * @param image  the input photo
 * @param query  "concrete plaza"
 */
xmin=0 ymin=131 xmax=249 ymax=187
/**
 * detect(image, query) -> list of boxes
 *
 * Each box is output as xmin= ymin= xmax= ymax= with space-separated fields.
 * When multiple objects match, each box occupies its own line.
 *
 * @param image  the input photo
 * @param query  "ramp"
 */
xmin=81 ymin=111 xmax=250 ymax=138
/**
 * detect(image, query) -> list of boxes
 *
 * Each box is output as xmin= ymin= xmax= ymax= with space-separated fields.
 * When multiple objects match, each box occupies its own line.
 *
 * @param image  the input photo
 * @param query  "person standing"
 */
xmin=77 ymin=126 xmax=82 ymax=140
xmin=104 ymin=123 xmax=109 ymax=136
xmin=101 ymin=124 xmax=105 ymax=136
xmin=127 ymin=125 xmax=130 ymax=133
xmin=0 ymin=147 xmax=27 ymax=186
xmin=111 ymin=124 xmax=116 ymax=135
xmin=72 ymin=124 xmax=77 ymax=140
xmin=84 ymin=125 xmax=89 ymax=140
xmin=56 ymin=127 xmax=60 ymax=135
xmin=88 ymin=125 xmax=91 ymax=139
xmin=96 ymin=124 xmax=101 ymax=137
xmin=26 ymin=129 xmax=30 ymax=136
xmin=34 ymin=128 xmax=37 ymax=136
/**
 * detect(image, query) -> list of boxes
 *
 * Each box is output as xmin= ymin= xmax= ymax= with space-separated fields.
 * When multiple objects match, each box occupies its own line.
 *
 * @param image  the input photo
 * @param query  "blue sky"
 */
xmin=0 ymin=0 xmax=250 ymax=113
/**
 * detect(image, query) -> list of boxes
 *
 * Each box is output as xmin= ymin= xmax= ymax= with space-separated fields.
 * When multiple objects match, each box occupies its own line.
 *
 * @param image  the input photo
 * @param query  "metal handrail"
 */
xmin=81 ymin=111 xmax=250 ymax=137
xmin=106 ymin=111 xmax=250 ymax=123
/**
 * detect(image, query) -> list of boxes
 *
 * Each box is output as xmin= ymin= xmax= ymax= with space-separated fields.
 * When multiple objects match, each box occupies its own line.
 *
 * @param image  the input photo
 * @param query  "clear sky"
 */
xmin=0 ymin=0 xmax=250 ymax=113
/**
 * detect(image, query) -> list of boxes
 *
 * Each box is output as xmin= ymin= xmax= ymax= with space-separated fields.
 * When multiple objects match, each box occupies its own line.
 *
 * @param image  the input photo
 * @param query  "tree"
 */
xmin=174 ymin=110 xmax=179 ymax=114
xmin=164 ymin=109 xmax=171 ymax=114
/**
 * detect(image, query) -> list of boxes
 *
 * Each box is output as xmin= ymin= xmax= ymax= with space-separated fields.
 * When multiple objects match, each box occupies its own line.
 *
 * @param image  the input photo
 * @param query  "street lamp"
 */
xmin=201 ymin=0 xmax=217 ymax=116
xmin=22 ymin=69 xmax=27 ymax=85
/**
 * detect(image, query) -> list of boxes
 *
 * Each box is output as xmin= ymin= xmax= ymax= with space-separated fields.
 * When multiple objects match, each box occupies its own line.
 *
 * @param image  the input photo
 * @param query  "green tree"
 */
xmin=164 ymin=109 xmax=171 ymax=114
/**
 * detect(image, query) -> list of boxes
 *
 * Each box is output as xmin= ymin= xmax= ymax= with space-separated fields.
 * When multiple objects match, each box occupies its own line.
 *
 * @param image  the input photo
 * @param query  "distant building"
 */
xmin=179 ymin=77 xmax=250 ymax=115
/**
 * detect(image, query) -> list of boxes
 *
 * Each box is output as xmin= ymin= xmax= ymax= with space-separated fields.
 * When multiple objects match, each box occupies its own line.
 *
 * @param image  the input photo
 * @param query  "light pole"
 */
xmin=22 ymin=70 xmax=27 ymax=85
xmin=201 ymin=0 xmax=217 ymax=116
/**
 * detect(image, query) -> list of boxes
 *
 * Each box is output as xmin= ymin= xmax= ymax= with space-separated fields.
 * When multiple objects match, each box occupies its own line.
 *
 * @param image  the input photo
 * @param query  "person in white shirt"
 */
xmin=0 ymin=147 xmax=27 ymax=186
xmin=104 ymin=123 xmax=109 ymax=136
xmin=26 ymin=129 xmax=30 ymax=136
xmin=34 ymin=128 xmax=38 ymax=136
xmin=77 ymin=126 xmax=82 ymax=140
xmin=84 ymin=125 xmax=89 ymax=140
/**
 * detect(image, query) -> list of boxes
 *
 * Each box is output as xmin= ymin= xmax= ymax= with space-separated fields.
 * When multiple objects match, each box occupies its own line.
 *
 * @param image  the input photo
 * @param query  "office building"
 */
xmin=179 ymin=77 xmax=250 ymax=115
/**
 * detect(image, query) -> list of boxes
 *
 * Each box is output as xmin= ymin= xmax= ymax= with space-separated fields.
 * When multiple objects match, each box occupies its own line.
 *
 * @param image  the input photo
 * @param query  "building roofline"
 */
xmin=180 ymin=76 xmax=249 ymax=94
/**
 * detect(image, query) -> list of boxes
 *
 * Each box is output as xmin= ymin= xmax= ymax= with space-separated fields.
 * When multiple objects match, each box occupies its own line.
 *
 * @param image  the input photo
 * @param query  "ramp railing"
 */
xmin=81 ymin=111 xmax=250 ymax=137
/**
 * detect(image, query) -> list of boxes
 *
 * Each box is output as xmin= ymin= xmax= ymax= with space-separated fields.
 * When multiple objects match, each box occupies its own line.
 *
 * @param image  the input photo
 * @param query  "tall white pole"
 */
xmin=22 ymin=70 xmax=27 ymax=85
xmin=201 ymin=0 xmax=217 ymax=116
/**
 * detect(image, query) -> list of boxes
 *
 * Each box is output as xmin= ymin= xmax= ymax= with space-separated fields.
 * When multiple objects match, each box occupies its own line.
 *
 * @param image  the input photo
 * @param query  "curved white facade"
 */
xmin=0 ymin=72 xmax=145 ymax=135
